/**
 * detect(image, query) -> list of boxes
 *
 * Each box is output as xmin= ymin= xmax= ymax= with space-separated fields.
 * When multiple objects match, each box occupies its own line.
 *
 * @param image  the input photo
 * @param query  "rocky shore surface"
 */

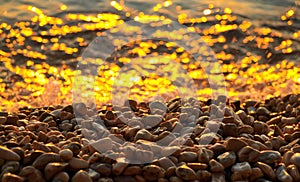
xmin=0 ymin=94 xmax=300 ymax=182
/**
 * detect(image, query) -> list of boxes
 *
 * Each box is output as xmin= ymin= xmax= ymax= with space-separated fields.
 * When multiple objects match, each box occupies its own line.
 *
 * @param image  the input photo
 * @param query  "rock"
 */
xmin=250 ymin=167 xmax=264 ymax=181
xmin=143 ymin=165 xmax=165 ymax=181
xmin=209 ymin=159 xmax=224 ymax=173
xmin=169 ymin=176 xmax=183 ymax=182
xmin=238 ymin=146 xmax=260 ymax=162
xmin=258 ymin=150 xmax=281 ymax=164
xmin=44 ymin=162 xmax=68 ymax=180
xmin=196 ymin=170 xmax=211 ymax=181
xmin=91 ymin=138 xmax=113 ymax=152
xmin=276 ymin=165 xmax=293 ymax=182
xmin=53 ymin=172 xmax=69 ymax=182
xmin=1 ymin=161 xmax=20 ymax=174
xmin=87 ymin=168 xmax=100 ymax=180
xmin=217 ymin=151 xmax=236 ymax=168
xmin=149 ymin=101 xmax=167 ymax=113
xmin=225 ymin=138 xmax=248 ymax=152
xmin=33 ymin=153 xmax=62 ymax=169
xmin=114 ymin=176 xmax=136 ymax=182
xmin=19 ymin=166 xmax=45 ymax=182
xmin=187 ymin=163 xmax=207 ymax=171
xmin=175 ymin=165 xmax=197 ymax=181
xmin=134 ymin=129 xmax=155 ymax=142
xmin=178 ymin=151 xmax=197 ymax=162
xmin=123 ymin=166 xmax=142 ymax=175
xmin=94 ymin=163 xmax=112 ymax=176
xmin=287 ymin=164 xmax=300 ymax=182
xmin=63 ymin=142 xmax=81 ymax=156
xmin=211 ymin=173 xmax=226 ymax=182
xmin=69 ymin=157 xmax=89 ymax=170
xmin=6 ymin=115 xmax=19 ymax=125
xmin=290 ymin=153 xmax=300 ymax=169
xmin=198 ymin=148 xmax=214 ymax=163
xmin=253 ymin=121 xmax=269 ymax=134
xmin=231 ymin=162 xmax=252 ymax=180
xmin=256 ymin=162 xmax=276 ymax=181
xmin=257 ymin=107 xmax=270 ymax=116
xmin=0 ymin=146 xmax=21 ymax=161
xmin=141 ymin=115 xmax=163 ymax=128
xmin=223 ymin=123 xmax=238 ymax=137
xmin=238 ymin=125 xmax=254 ymax=134
xmin=2 ymin=173 xmax=24 ymax=182
xmin=112 ymin=162 xmax=128 ymax=175
xmin=59 ymin=149 xmax=73 ymax=161
xmin=158 ymin=157 xmax=176 ymax=170
xmin=72 ymin=170 xmax=92 ymax=182
xmin=0 ymin=116 xmax=7 ymax=124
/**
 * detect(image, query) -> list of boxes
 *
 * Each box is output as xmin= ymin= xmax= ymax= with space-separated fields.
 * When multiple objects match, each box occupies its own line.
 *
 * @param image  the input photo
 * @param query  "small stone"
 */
xmin=225 ymin=138 xmax=248 ymax=152
xmin=253 ymin=121 xmax=269 ymax=135
xmin=158 ymin=157 xmax=176 ymax=171
xmin=44 ymin=162 xmax=68 ymax=180
xmin=63 ymin=142 xmax=81 ymax=156
xmin=187 ymin=163 xmax=207 ymax=171
xmin=114 ymin=176 xmax=136 ymax=182
xmin=53 ymin=172 xmax=69 ymax=182
xmin=250 ymin=167 xmax=264 ymax=181
xmin=149 ymin=101 xmax=167 ymax=113
xmin=276 ymin=165 xmax=293 ymax=182
xmin=223 ymin=123 xmax=238 ymax=137
xmin=178 ymin=151 xmax=197 ymax=162
xmin=95 ymin=163 xmax=112 ymax=176
xmin=141 ymin=115 xmax=163 ymax=128
xmin=87 ymin=168 xmax=100 ymax=180
xmin=231 ymin=162 xmax=252 ymax=180
xmin=287 ymin=164 xmax=300 ymax=182
xmin=0 ymin=146 xmax=21 ymax=161
xmin=196 ymin=170 xmax=211 ymax=181
xmin=211 ymin=173 xmax=226 ymax=182
xmin=258 ymin=150 xmax=281 ymax=164
xmin=257 ymin=107 xmax=270 ymax=116
xmin=175 ymin=165 xmax=197 ymax=181
xmin=2 ymin=173 xmax=24 ymax=182
xmin=217 ymin=151 xmax=236 ymax=168
xmin=143 ymin=165 xmax=165 ymax=181
xmin=256 ymin=162 xmax=276 ymax=181
xmin=209 ymin=159 xmax=224 ymax=173
xmin=59 ymin=149 xmax=73 ymax=161
xmin=0 ymin=116 xmax=7 ymax=124
xmin=33 ymin=153 xmax=62 ymax=169
xmin=291 ymin=153 xmax=300 ymax=169
xmin=198 ymin=148 xmax=214 ymax=163
xmin=6 ymin=115 xmax=19 ymax=125
xmin=134 ymin=129 xmax=155 ymax=142
xmin=69 ymin=157 xmax=89 ymax=170
xmin=112 ymin=162 xmax=128 ymax=175
xmin=72 ymin=170 xmax=92 ymax=182
xmin=123 ymin=166 xmax=142 ymax=176
xmin=238 ymin=125 xmax=254 ymax=134
xmin=238 ymin=146 xmax=260 ymax=162
xmin=169 ymin=176 xmax=183 ymax=182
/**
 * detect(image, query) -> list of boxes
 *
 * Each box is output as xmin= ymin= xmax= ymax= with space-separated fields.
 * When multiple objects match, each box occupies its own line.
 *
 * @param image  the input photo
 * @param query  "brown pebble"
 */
xmin=94 ymin=163 xmax=112 ymax=176
xmin=209 ymin=159 xmax=224 ymax=173
xmin=256 ymin=162 xmax=276 ymax=181
xmin=175 ymin=165 xmax=197 ymax=181
xmin=33 ymin=153 xmax=62 ymax=169
xmin=238 ymin=146 xmax=260 ymax=162
xmin=69 ymin=157 xmax=89 ymax=170
xmin=231 ymin=162 xmax=252 ymax=180
xmin=287 ymin=164 xmax=300 ymax=182
xmin=250 ymin=167 xmax=264 ymax=181
xmin=2 ymin=173 xmax=24 ymax=182
xmin=59 ymin=149 xmax=73 ymax=161
xmin=112 ymin=162 xmax=128 ymax=175
xmin=217 ymin=151 xmax=236 ymax=168
xmin=53 ymin=172 xmax=69 ymax=182
xmin=44 ymin=162 xmax=68 ymax=180
xmin=225 ymin=137 xmax=248 ymax=152
xmin=123 ymin=166 xmax=142 ymax=175
xmin=198 ymin=148 xmax=214 ymax=163
xmin=258 ymin=150 xmax=281 ymax=164
xmin=178 ymin=151 xmax=197 ymax=162
xmin=71 ymin=170 xmax=92 ymax=182
xmin=143 ymin=165 xmax=165 ymax=181
xmin=291 ymin=153 xmax=300 ymax=169
xmin=0 ymin=146 xmax=21 ymax=161
xmin=158 ymin=157 xmax=176 ymax=171
xmin=276 ymin=165 xmax=293 ymax=182
xmin=211 ymin=173 xmax=226 ymax=182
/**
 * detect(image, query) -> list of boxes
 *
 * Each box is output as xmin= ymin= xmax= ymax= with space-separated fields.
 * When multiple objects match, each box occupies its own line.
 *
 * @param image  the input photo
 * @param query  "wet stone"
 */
xmin=290 ymin=153 xmax=300 ymax=169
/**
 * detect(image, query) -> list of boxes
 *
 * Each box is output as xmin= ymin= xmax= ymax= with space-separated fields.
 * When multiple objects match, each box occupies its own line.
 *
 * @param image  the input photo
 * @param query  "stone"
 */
xmin=149 ymin=101 xmax=167 ymax=113
xmin=198 ymin=148 xmax=214 ymax=163
xmin=141 ymin=115 xmax=163 ymax=128
xmin=231 ymin=162 xmax=252 ymax=180
xmin=44 ymin=162 xmax=68 ymax=180
xmin=71 ymin=170 xmax=92 ymax=182
xmin=143 ymin=165 xmax=165 ymax=181
xmin=94 ymin=163 xmax=112 ymax=176
xmin=178 ymin=151 xmax=197 ymax=162
xmin=53 ymin=172 xmax=69 ymax=182
xmin=63 ymin=142 xmax=81 ymax=156
xmin=256 ymin=162 xmax=276 ymax=181
xmin=223 ymin=123 xmax=238 ymax=137
xmin=33 ymin=153 xmax=62 ymax=169
xmin=238 ymin=146 xmax=260 ymax=162
xmin=196 ymin=170 xmax=211 ymax=181
xmin=211 ymin=173 xmax=226 ymax=182
xmin=0 ymin=146 xmax=21 ymax=161
xmin=209 ymin=159 xmax=224 ymax=173
xmin=69 ymin=157 xmax=89 ymax=170
xmin=253 ymin=121 xmax=269 ymax=135
xmin=217 ymin=151 xmax=236 ymax=168
xmin=250 ymin=167 xmax=264 ymax=181
xmin=225 ymin=138 xmax=248 ymax=152
xmin=187 ymin=163 xmax=207 ymax=171
xmin=134 ymin=129 xmax=155 ymax=142
xmin=112 ymin=162 xmax=128 ymax=175
xmin=276 ymin=165 xmax=293 ymax=182
xmin=257 ymin=107 xmax=270 ymax=116
xmin=59 ymin=149 xmax=73 ymax=161
xmin=175 ymin=165 xmax=197 ymax=181
xmin=2 ymin=173 xmax=24 ymax=182
xmin=287 ymin=164 xmax=300 ymax=182
xmin=158 ymin=157 xmax=176 ymax=170
xmin=123 ymin=166 xmax=142 ymax=176
xmin=258 ymin=150 xmax=281 ymax=164
xmin=290 ymin=153 xmax=300 ymax=169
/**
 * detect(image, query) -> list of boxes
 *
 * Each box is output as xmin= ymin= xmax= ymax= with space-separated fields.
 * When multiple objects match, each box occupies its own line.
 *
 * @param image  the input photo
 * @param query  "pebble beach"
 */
xmin=0 ymin=0 xmax=300 ymax=181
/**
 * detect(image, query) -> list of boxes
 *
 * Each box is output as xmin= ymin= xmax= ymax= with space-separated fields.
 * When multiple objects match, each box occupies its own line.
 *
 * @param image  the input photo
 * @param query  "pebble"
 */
xmin=33 ymin=153 xmax=62 ymax=169
xmin=123 ymin=166 xmax=142 ymax=175
xmin=231 ymin=162 xmax=252 ymax=180
xmin=196 ymin=170 xmax=212 ymax=181
xmin=59 ymin=149 xmax=73 ymax=161
xmin=256 ymin=162 xmax=276 ymax=181
xmin=250 ymin=167 xmax=264 ymax=181
xmin=290 ymin=153 xmax=300 ymax=169
xmin=112 ymin=162 xmax=128 ymax=175
xmin=53 ymin=172 xmax=69 ymax=182
xmin=134 ymin=129 xmax=155 ymax=142
xmin=44 ymin=162 xmax=68 ymax=180
xmin=0 ymin=146 xmax=21 ymax=161
xmin=287 ymin=164 xmax=300 ymax=182
xmin=276 ymin=165 xmax=293 ymax=182
xmin=258 ymin=150 xmax=281 ymax=164
xmin=2 ymin=173 xmax=24 ymax=182
xmin=225 ymin=138 xmax=248 ymax=152
xmin=69 ymin=157 xmax=89 ymax=170
xmin=238 ymin=146 xmax=260 ymax=162
xmin=178 ymin=151 xmax=197 ymax=162
xmin=158 ymin=157 xmax=176 ymax=170
xmin=198 ymin=148 xmax=214 ymax=163
xmin=209 ymin=159 xmax=224 ymax=173
xmin=142 ymin=165 xmax=165 ymax=181
xmin=175 ymin=165 xmax=197 ymax=181
xmin=94 ymin=163 xmax=112 ymax=176
xmin=217 ymin=151 xmax=236 ymax=168
xmin=72 ymin=170 xmax=92 ymax=182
